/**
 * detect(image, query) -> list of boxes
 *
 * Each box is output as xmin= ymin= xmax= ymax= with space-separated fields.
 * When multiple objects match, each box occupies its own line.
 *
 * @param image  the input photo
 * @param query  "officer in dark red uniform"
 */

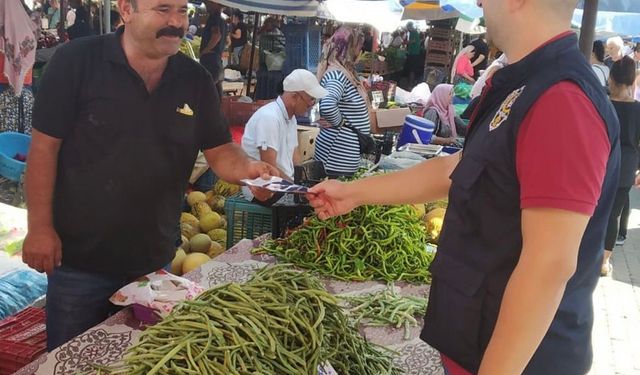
xmin=307 ymin=1 xmax=620 ymax=374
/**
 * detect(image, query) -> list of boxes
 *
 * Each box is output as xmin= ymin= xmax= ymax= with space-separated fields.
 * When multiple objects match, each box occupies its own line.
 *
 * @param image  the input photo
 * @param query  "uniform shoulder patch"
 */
xmin=489 ymin=86 xmax=526 ymax=131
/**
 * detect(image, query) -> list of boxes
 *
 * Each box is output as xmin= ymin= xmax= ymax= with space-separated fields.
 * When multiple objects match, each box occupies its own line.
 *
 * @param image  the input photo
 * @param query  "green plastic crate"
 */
xmin=224 ymin=194 xmax=272 ymax=249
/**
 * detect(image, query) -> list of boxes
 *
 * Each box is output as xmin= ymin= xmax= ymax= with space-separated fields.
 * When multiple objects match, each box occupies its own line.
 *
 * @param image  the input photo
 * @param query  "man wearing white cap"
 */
xmin=241 ymin=69 xmax=328 ymax=203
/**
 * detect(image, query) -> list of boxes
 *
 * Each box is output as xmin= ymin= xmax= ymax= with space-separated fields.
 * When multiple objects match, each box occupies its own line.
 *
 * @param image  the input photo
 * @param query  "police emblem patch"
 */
xmin=489 ymin=86 xmax=526 ymax=131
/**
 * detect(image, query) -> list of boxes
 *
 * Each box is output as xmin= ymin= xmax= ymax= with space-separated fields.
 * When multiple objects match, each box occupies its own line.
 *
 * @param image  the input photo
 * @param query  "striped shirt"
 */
xmin=314 ymin=70 xmax=371 ymax=174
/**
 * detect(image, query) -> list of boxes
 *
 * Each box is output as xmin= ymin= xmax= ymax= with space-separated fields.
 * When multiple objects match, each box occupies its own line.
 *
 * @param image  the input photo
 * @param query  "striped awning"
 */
xmin=213 ymin=0 xmax=322 ymax=17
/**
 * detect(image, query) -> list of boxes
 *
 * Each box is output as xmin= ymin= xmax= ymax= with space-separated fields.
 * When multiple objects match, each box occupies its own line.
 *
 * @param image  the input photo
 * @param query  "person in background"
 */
xmin=241 ymin=69 xmax=328 ymax=204
xmin=602 ymin=56 xmax=640 ymax=276
xmin=451 ymin=45 xmax=476 ymax=84
xmin=636 ymin=68 xmax=640 ymax=101
xmin=185 ymin=25 xmax=197 ymax=40
xmin=405 ymin=22 xmax=421 ymax=88
xmin=314 ymin=26 xmax=373 ymax=178
xmin=110 ymin=9 xmax=122 ymax=31
xmin=24 ymin=0 xmax=277 ymax=351
xmin=633 ymin=43 xmax=640 ymax=69
xmin=362 ymin=26 xmax=373 ymax=53
xmin=200 ymin=0 xmax=226 ymax=100
xmin=67 ymin=0 xmax=94 ymax=40
xmin=591 ymin=40 xmax=610 ymax=89
xmin=47 ymin=0 xmax=60 ymax=29
xmin=390 ymin=29 xmax=403 ymax=48
xmin=470 ymin=53 xmax=508 ymax=99
xmin=470 ymin=36 xmax=489 ymax=78
xmin=307 ymin=0 xmax=620 ymax=374
xmin=0 ymin=0 xmax=39 ymax=134
xmin=229 ymin=10 xmax=246 ymax=66
xmin=605 ymin=36 xmax=624 ymax=68
xmin=422 ymin=84 xmax=466 ymax=146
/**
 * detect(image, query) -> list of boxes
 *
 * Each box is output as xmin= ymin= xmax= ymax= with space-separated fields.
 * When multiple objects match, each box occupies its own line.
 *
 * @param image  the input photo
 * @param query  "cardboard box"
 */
xmin=374 ymin=107 xmax=411 ymax=131
xmin=297 ymin=125 xmax=320 ymax=161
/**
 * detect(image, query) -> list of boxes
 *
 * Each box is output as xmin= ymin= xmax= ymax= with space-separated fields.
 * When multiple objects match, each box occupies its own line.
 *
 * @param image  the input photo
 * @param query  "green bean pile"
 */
xmin=340 ymin=288 xmax=428 ymax=340
xmin=114 ymin=265 xmax=401 ymax=375
xmin=254 ymin=205 xmax=434 ymax=283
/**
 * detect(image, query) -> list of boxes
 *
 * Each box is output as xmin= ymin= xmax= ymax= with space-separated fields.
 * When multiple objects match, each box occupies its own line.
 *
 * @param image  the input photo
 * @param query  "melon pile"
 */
xmin=412 ymin=200 xmax=448 ymax=245
xmin=170 ymin=180 xmax=241 ymax=276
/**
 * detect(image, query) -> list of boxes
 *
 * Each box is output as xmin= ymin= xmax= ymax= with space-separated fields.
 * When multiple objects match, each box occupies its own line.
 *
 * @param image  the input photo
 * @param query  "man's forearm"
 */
xmin=478 ymin=208 xmax=586 ymax=374
xmin=25 ymin=131 xmax=61 ymax=230
xmin=472 ymin=55 xmax=486 ymax=67
xmin=349 ymin=152 xmax=458 ymax=206
xmin=478 ymin=260 xmax=568 ymax=375
xmin=204 ymin=143 xmax=252 ymax=184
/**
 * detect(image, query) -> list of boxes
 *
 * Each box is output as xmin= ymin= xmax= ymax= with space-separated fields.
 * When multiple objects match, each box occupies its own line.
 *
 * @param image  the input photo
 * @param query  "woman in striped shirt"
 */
xmin=315 ymin=26 xmax=374 ymax=177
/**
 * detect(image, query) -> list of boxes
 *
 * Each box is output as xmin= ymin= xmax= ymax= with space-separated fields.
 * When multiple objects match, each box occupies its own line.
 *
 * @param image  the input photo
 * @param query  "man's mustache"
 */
xmin=156 ymin=26 xmax=185 ymax=38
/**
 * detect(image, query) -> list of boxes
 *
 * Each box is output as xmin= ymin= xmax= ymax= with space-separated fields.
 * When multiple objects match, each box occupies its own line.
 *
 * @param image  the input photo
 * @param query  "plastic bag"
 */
xmin=0 ymin=270 xmax=47 ymax=319
xmin=264 ymin=50 xmax=286 ymax=71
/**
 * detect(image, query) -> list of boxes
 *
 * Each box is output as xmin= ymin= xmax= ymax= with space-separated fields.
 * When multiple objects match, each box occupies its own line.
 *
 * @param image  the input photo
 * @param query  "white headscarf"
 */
xmin=0 ymin=0 xmax=38 ymax=95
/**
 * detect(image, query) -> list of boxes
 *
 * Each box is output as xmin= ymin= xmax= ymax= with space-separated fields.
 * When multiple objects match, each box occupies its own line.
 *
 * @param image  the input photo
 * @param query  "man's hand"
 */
xmin=246 ymin=160 xmax=280 ymax=202
xmin=634 ymin=173 xmax=640 ymax=187
xmin=22 ymin=226 xmax=62 ymax=275
xmin=307 ymin=180 xmax=359 ymax=220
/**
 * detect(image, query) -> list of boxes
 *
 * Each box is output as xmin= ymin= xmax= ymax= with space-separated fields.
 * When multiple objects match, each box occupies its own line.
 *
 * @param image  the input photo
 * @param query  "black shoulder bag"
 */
xmin=341 ymin=122 xmax=377 ymax=155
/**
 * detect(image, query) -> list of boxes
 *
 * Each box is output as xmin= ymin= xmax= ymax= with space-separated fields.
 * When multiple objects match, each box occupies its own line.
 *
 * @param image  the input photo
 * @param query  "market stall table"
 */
xmin=16 ymin=237 xmax=444 ymax=375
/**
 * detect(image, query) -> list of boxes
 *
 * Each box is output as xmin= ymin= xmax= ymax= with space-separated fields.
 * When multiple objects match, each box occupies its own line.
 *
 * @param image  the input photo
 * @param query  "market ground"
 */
xmin=590 ymin=188 xmax=640 ymax=375
xmin=0 ymin=180 xmax=639 ymax=374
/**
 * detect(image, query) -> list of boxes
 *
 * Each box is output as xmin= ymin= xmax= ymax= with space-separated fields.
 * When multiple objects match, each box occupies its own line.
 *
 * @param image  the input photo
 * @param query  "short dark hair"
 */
xmin=610 ymin=56 xmax=637 ymax=86
xmin=592 ymin=40 xmax=605 ymax=63
xmin=635 ymin=43 xmax=640 ymax=53
xmin=233 ymin=11 xmax=243 ymax=21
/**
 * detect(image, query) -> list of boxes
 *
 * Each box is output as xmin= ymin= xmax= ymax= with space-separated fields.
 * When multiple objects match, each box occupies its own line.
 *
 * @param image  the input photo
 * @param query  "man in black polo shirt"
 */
xmin=22 ymin=0 xmax=277 ymax=350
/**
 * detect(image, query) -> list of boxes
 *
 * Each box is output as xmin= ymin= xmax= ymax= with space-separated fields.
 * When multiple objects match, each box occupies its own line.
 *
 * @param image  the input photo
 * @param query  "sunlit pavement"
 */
xmin=590 ymin=189 xmax=640 ymax=375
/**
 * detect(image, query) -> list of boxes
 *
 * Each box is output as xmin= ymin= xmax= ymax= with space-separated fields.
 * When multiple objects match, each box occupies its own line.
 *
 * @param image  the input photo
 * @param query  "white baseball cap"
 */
xmin=283 ymin=69 xmax=328 ymax=99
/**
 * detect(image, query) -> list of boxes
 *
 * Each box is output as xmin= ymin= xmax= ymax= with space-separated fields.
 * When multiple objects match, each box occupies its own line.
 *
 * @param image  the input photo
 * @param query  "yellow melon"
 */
xmin=186 ymin=191 xmax=207 ymax=207
xmin=182 ymin=253 xmax=210 ymax=274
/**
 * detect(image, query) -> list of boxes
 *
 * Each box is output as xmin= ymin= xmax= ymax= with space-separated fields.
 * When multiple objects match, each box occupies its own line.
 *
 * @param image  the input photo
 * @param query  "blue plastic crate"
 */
xmin=0 ymin=132 xmax=31 ymax=182
xmin=283 ymin=23 xmax=322 ymax=75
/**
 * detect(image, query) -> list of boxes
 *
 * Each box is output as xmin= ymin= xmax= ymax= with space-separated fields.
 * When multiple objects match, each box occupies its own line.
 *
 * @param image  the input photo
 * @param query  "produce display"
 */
xmin=422 ymin=199 xmax=448 ymax=245
xmin=111 ymin=265 xmax=400 ymax=375
xmin=254 ymin=204 xmax=435 ymax=283
xmin=171 ymin=181 xmax=241 ymax=275
xmin=340 ymin=287 xmax=428 ymax=340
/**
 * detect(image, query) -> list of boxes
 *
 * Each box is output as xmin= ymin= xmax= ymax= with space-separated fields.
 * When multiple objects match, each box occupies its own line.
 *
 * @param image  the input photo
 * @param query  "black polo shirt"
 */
xmin=33 ymin=27 xmax=231 ymax=278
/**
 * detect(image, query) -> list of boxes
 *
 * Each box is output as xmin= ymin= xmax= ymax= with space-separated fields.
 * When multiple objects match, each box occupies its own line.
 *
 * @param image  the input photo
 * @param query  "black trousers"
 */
xmin=605 ymin=187 xmax=632 ymax=250
xmin=199 ymin=53 xmax=223 ymax=101
xmin=619 ymin=195 xmax=630 ymax=237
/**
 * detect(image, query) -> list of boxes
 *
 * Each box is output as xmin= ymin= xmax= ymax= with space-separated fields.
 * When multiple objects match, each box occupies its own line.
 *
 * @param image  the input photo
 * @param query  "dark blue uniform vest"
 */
xmin=420 ymin=34 xmax=621 ymax=374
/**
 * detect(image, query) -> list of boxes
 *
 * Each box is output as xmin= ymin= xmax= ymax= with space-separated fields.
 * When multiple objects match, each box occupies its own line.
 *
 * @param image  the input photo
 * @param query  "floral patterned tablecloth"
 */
xmin=16 ymin=237 xmax=444 ymax=375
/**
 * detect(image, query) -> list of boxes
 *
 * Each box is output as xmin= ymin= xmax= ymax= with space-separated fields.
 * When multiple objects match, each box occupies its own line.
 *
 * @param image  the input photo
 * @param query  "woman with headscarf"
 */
xmin=0 ymin=0 xmax=39 ymax=134
xmin=451 ymin=45 xmax=476 ymax=85
xmin=314 ymin=26 xmax=375 ymax=178
xmin=422 ymin=84 xmax=466 ymax=146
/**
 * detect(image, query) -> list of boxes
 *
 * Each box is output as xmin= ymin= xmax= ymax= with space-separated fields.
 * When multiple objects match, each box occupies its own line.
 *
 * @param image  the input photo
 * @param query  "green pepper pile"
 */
xmin=110 ymin=265 xmax=400 ymax=375
xmin=254 ymin=205 xmax=434 ymax=283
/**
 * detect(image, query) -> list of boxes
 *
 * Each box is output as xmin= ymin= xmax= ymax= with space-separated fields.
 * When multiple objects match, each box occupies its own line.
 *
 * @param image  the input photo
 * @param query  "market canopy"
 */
xmin=318 ymin=0 xmax=406 ymax=33
xmin=212 ymin=0 xmax=322 ymax=17
xmin=401 ymin=0 xmax=464 ymax=21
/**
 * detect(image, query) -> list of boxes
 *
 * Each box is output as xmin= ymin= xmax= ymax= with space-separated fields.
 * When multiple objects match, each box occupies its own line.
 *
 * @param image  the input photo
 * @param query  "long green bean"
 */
xmin=108 ymin=265 xmax=401 ymax=375
xmin=340 ymin=287 xmax=428 ymax=340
